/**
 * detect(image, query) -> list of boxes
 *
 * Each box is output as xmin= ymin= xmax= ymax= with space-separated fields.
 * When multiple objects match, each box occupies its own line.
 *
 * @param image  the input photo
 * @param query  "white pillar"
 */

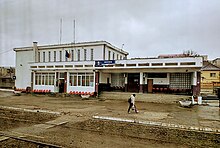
xmin=192 ymin=71 xmax=197 ymax=86
xmin=124 ymin=73 xmax=127 ymax=84
xmin=140 ymin=72 xmax=143 ymax=85
xmin=66 ymin=72 xmax=69 ymax=93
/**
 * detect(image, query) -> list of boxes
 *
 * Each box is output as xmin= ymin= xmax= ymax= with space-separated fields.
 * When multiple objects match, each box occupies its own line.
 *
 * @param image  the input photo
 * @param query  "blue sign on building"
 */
xmin=95 ymin=60 xmax=115 ymax=67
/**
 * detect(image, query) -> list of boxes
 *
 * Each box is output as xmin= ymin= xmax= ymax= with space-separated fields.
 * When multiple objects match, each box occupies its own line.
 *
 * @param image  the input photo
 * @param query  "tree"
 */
xmin=183 ymin=50 xmax=199 ymax=56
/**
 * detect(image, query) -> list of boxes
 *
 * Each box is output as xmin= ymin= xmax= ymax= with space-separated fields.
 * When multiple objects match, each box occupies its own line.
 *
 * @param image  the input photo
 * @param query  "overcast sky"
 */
xmin=1 ymin=0 xmax=220 ymax=66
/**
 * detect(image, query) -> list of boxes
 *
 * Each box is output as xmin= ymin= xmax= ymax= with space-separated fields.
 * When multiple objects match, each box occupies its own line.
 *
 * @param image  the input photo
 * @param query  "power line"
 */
xmin=0 ymin=49 xmax=13 ymax=55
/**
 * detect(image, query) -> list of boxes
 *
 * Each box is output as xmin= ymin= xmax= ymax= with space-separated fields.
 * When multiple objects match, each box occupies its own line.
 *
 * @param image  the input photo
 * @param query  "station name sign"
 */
xmin=95 ymin=60 xmax=115 ymax=67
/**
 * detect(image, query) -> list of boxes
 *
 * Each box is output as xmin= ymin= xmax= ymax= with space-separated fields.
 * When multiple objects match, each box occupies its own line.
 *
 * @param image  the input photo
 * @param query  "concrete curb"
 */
xmin=93 ymin=115 xmax=220 ymax=134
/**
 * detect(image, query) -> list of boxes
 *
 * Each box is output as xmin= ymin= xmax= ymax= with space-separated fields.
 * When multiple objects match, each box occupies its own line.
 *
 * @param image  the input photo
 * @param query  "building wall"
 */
xmin=99 ymin=72 xmax=111 ymax=83
xmin=105 ymin=46 xmax=126 ymax=60
xmin=38 ymin=45 xmax=105 ymax=63
xmin=144 ymin=73 xmax=170 ymax=85
xmin=201 ymin=70 xmax=220 ymax=83
xmin=15 ymin=50 xmax=34 ymax=89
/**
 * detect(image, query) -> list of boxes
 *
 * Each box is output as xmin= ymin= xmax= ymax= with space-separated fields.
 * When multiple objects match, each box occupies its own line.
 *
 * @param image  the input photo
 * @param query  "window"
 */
xmin=117 ymin=54 xmax=119 ymax=60
xmin=91 ymin=49 xmax=94 ymax=61
xmin=103 ymin=46 xmax=105 ymax=60
xmin=35 ymin=73 xmax=55 ymax=86
xmin=86 ymin=75 xmax=90 ymax=86
xmin=78 ymin=75 xmax=82 ymax=86
xmin=74 ymin=75 xmax=77 ymax=86
xmin=77 ymin=49 xmax=80 ymax=61
xmin=54 ymin=51 xmax=56 ymax=62
xmin=39 ymin=74 xmax=41 ymax=85
xmin=210 ymin=73 xmax=216 ymax=77
xmin=42 ymin=75 xmax=45 ymax=85
xmin=71 ymin=50 xmax=74 ymax=61
xmin=84 ymin=49 xmax=87 ymax=61
xmin=170 ymin=73 xmax=191 ymax=89
xmin=48 ymin=51 xmax=51 ymax=62
xmin=82 ymin=74 xmax=86 ymax=86
xmin=43 ymin=52 xmax=45 ymax=62
xmin=59 ymin=51 xmax=62 ymax=61
xmin=38 ymin=52 xmax=40 ymax=62
xmin=69 ymin=73 xmax=94 ymax=87
xmin=49 ymin=73 xmax=55 ymax=85
xmin=65 ymin=50 xmax=68 ymax=61
xmin=113 ymin=52 xmax=115 ymax=60
xmin=45 ymin=74 xmax=49 ymax=85
xmin=108 ymin=51 xmax=111 ymax=60
xmin=120 ymin=55 xmax=122 ymax=60
xmin=35 ymin=73 xmax=39 ymax=85
xmin=148 ymin=73 xmax=167 ymax=78
xmin=90 ymin=75 xmax=94 ymax=86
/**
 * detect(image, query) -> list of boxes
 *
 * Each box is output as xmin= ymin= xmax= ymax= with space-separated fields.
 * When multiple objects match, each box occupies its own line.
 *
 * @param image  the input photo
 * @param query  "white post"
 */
xmin=192 ymin=71 xmax=197 ymax=86
xmin=140 ymin=72 xmax=143 ymax=85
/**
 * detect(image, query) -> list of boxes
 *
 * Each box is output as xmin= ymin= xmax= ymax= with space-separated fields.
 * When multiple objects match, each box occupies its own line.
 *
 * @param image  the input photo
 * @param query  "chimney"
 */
xmin=33 ymin=42 xmax=38 ymax=62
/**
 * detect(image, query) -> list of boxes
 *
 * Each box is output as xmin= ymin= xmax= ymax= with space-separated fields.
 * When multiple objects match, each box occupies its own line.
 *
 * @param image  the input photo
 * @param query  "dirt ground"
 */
xmin=0 ymin=91 xmax=219 ymax=147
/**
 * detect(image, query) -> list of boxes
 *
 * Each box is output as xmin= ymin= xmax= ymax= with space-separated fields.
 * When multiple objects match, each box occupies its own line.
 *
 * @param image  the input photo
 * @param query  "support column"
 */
xmin=124 ymin=73 xmax=128 ymax=92
xmin=64 ymin=72 xmax=67 ymax=93
xmin=139 ymin=72 xmax=143 ymax=93
xmin=197 ymin=72 xmax=201 ymax=95
xmin=192 ymin=71 xmax=200 ymax=96
xmin=95 ymin=71 xmax=99 ymax=96
xmin=31 ymin=72 xmax=34 ymax=91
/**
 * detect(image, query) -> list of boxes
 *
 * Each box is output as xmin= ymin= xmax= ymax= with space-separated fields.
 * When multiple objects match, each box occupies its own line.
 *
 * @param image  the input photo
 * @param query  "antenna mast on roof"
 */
xmin=59 ymin=18 xmax=63 ymax=44
xmin=73 ymin=19 xmax=76 ymax=44
xmin=121 ymin=44 xmax=124 ymax=50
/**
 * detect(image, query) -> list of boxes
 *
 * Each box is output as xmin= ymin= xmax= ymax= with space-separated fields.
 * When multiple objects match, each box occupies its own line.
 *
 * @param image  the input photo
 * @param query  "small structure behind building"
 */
xmin=0 ymin=67 xmax=15 ymax=89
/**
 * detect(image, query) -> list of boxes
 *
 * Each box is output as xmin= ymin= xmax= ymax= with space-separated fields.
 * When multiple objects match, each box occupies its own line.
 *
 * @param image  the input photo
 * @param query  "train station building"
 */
xmin=14 ymin=41 xmax=203 ymax=96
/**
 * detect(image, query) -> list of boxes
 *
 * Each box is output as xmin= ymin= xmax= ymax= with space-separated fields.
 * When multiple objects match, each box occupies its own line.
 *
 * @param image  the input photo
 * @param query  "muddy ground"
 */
xmin=0 ymin=91 xmax=219 ymax=147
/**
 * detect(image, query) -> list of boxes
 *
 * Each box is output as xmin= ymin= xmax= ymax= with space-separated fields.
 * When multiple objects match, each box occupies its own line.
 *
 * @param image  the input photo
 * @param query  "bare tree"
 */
xmin=183 ymin=50 xmax=199 ymax=56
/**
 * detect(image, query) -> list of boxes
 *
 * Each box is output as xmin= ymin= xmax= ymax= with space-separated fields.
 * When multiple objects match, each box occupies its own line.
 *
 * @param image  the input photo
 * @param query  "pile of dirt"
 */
xmin=0 ymin=108 xmax=58 ymax=131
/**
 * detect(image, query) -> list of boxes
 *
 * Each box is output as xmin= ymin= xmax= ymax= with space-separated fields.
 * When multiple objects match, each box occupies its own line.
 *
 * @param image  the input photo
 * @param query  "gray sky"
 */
xmin=1 ymin=0 xmax=220 ymax=66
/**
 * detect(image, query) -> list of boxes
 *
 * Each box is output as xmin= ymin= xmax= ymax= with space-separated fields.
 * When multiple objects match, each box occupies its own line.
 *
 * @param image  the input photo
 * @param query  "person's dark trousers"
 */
xmin=128 ymin=103 xmax=138 ymax=113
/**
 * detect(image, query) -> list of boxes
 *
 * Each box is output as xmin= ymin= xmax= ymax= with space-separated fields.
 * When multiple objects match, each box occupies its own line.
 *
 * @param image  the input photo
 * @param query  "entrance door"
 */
xmin=128 ymin=73 xmax=140 ymax=92
xmin=59 ymin=79 xmax=65 ymax=93
xmin=147 ymin=79 xmax=153 ymax=93
xmin=58 ymin=72 xmax=66 ymax=93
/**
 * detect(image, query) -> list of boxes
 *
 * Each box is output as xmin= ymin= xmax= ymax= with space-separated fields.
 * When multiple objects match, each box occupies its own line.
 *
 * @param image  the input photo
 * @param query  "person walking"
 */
xmin=128 ymin=94 xmax=138 ymax=113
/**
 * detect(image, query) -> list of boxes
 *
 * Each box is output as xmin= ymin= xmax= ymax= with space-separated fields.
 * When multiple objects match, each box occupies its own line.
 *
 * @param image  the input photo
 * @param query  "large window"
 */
xmin=43 ymin=52 xmax=45 ymax=62
xmin=35 ymin=73 xmax=55 ymax=85
xmin=59 ymin=51 xmax=62 ymax=61
xmin=148 ymin=73 xmax=167 ymax=78
xmin=84 ymin=49 xmax=87 ymax=61
xmin=77 ymin=49 xmax=80 ymax=61
xmin=71 ymin=50 xmax=74 ymax=61
xmin=48 ymin=51 xmax=51 ymax=62
xmin=54 ymin=51 xmax=56 ymax=62
xmin=91 ymin=49 xmax=94 ymax=61
xmin=170 ymin=73 xmax=191 ymax=89
xmin=38 ymin=52 xmax=40 ymax=62
xmin=69 ymin=73 xmax=94 ymax=87
xmin=108 ymin=51 xmax=111 ymax=60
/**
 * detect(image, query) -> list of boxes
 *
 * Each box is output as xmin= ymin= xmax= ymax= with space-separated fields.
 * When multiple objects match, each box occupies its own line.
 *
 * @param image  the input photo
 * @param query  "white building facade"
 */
xmin=14 ymin=41 xmax=203 ymax=96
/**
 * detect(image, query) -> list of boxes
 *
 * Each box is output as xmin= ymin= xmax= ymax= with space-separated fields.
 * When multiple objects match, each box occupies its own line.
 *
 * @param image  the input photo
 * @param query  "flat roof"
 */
xmin=13 ymin=40 xmax=129 ymax=55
